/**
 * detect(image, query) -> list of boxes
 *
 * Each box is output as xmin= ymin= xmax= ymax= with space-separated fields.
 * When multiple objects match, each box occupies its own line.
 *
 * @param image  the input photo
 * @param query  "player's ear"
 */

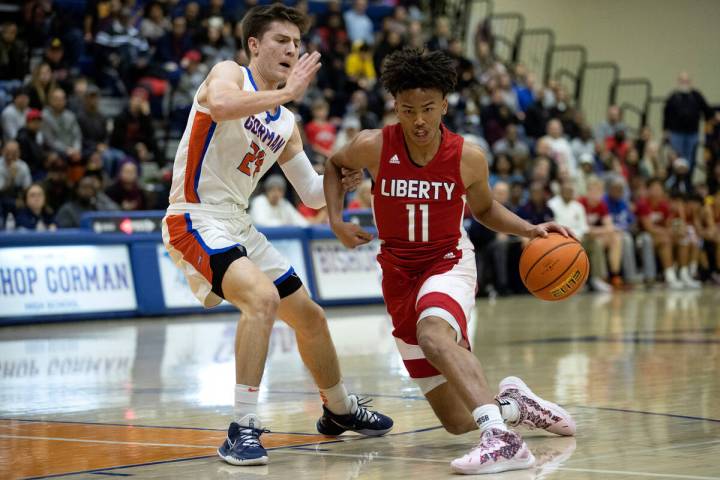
xmin=247 ymin=36 xmax=259 ymax=57
xmin=442 ymin=97 xmax=448 ymax=115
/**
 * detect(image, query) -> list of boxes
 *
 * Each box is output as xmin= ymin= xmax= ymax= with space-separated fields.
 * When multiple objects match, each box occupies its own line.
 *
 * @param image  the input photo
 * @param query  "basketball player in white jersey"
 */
xmin=162 ymin=4 xmax=393 ymax=466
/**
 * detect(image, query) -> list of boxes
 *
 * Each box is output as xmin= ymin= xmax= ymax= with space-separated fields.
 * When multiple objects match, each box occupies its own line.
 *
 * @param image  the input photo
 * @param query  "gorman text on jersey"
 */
xmin=244 ymin=115 xmax=286 ymax=153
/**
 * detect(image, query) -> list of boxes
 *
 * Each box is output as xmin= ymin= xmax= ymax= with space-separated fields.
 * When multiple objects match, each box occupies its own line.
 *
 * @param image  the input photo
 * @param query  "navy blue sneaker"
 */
xmin=316 ymin=394 xmax=393 ymax=436
xmin=217 ymin=421 xmax=269 ymax=466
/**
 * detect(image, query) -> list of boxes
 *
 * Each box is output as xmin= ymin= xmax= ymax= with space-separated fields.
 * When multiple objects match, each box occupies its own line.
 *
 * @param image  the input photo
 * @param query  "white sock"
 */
xmin=689 ymin=262 xmax=698 ymax=277
xmin=680 ymin=266 xmax=691 ymax=280
xmin=472 ymin=404 xmax=507 ymax=432
xmin=234 ymin=384 xmax=260 ymax=428
xmin=319 ymin=380 xmax=353 ymax=415
xmin=498 ymin=398 xmax=520 ymax=423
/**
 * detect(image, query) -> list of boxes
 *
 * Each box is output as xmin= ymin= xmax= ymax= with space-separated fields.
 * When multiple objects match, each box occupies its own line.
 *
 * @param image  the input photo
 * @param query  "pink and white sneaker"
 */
xmin=450 ymin=427 xmax=535 ymax=475
xmin=496 ymin=376 xmax=576 ymax=436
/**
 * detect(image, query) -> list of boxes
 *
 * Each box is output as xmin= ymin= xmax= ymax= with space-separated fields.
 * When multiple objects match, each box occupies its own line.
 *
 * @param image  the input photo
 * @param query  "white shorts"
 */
xmin=162 ymin=204 xmax=293 ymax=308
xmin=383 ymin=243 xmax=477 ymax=394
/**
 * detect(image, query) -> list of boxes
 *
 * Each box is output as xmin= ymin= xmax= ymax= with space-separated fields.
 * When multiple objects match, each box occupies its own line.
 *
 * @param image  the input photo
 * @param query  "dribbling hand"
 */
xmin=284 ymin=52 xmax=322 ymax=102
xmin=528 ymin=222 xmax=579 ymax=242
xmin=332 ymin=221 xmax=373 ymax=249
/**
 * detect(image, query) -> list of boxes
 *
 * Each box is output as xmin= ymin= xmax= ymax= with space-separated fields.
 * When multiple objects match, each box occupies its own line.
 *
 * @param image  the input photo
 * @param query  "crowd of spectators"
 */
xmin=1 ymin=0 xmax=719 ymax=292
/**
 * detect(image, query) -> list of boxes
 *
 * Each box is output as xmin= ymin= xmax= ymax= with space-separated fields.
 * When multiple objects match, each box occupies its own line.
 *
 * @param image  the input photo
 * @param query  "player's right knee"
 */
xmin=417 ymin=324 xmax=451 ymax=361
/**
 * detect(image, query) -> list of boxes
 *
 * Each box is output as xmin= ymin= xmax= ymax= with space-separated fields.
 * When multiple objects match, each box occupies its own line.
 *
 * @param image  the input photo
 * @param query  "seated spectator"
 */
xmin=140 ymin=1 xmax=170 ymax=46
xmin=40 ymin=160 xmax=72 ymax=213
xmin=549 ymin=181 xmax=610 ymax=292
xmin=333 ymin=116 xmax=361 ymax=151
xmin=2 ymin=88 xmax=30 ymax=141
xmin=105 ymin=161 xmax=146 ymax=211
xmin=41 ymin=88 xmax=83 ymax=182
xmin=468 ymin=181 xmax=517 ymax=296
xmin=110 ymin=87 xmax=159 ymax=165
xmin=594 ymin=104 xmax=627 ymax=143
xmin=15 ymin=183 xmax=56 ymax=231
xmin=0 ymin=21 xmax=28 ymax=81
xmin=155 ymin=16 xmax=192 ymax=68
xmin=199 ymin=17 xmax=234 ymax=65
xmin=665 ymin=157 xmax=692 ymax=194
xmin=517 ymin=181 xmax=554 ymax=247
xmin=574 ymin=153 xmax=597 ymax=197
xmin=605 ymin=176 xmax=645 ymax=284
xmin=579 ymin=177 xmax=623 ymax=288
xmin=687 ymin=192 xmax=719 ymax=283
xmin=492 ymin=124 xmax=530 ymax=161
xmin=480 ymin=89 xmax=516 ymax=146
xmin=304 ymin=99 xmax=337 ymax=158
xmin=343 ymin=0 xmax=374 ymax=46
xmin=76 ymin=84 xmax=108 ymax=157
xmin=250 ymin=175 xmax=308 ymax=227
xmin=543 ymin=119 xmax=578 ymax=180
xmin=427 ymin=16 xmax=451 ymax=52
xmin=345 ymin=41 xmax=376 ymax=89
xmin=26 ymin=62 xmax=57 ymax=110
xmin=636 ymin=178 xmax=696 ymax=289
xmin=571 ymin=125 xmax=596 ymax=163
xmin=56 ymin=175 xmax=117 ymax=228
xmin=0 ymin=140 xmax=32 ymax=222
xmin=489 ymin=153 xmax=523 ymax=188
xmin=43 ymin=37 xmax=72 ymax=91
xmin=668 ymin=191 xmax=701 ymax=288
xmin=348 ymin=90 xmax=379 ymax=130
xmin=347 ymin=178 xmax=372 ymax=209
xmin=17 ymin=109 xmax=55 ymax=180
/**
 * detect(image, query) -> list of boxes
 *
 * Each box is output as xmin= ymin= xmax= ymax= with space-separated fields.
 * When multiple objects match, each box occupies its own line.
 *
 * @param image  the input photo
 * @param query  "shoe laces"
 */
xmin=352 ymin=396 xmax=380 ymax=424
xmin=235 ymin=427 xmax=270 ymax=448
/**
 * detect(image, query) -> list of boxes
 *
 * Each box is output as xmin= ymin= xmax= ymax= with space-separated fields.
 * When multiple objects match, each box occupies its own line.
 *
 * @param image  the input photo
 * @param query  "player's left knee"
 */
xmin=295 ymin=302 xmax=328 ymax=334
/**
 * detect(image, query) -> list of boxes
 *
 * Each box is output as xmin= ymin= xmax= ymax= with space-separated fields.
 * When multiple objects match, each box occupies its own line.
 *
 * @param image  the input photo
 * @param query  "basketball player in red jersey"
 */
xmin=324 ymin=49 xmax=577 ymax=475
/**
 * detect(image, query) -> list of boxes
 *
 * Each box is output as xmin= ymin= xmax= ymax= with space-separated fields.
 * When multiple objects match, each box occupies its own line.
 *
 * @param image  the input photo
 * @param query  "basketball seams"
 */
xmin=521 ymin=241 xmax=577 ymax=284
xmin=530 ymin=247 xmax=583 ymax=294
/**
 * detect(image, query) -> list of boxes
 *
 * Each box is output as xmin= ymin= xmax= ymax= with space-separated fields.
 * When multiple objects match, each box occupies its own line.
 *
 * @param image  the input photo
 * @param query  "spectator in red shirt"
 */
xmin=304 ymin=99 xmax=337 ymax=158
xmin=636 ymin=178 xmax=693 ymax=289
xmin=579 ymin=177 xmax=622 ymax=288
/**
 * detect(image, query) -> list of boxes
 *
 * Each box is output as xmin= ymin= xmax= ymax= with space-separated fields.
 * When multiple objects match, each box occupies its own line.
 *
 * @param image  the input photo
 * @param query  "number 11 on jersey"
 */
xmin=406 ymin=204 xmax=429 ymax=242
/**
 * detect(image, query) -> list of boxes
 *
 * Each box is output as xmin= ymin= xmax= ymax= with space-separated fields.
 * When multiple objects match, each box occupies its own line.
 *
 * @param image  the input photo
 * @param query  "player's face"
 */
xmin=249 ymin=21 xmax=301 ymax=82
xmin=394 ymin=88 xmax=447 ymax=147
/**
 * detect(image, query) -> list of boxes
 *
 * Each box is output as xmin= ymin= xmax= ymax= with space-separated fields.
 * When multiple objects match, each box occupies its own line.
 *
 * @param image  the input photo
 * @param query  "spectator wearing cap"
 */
xmin=43 ymin=38 xmax=72 ymax=89
xmin=41 ymin=87 xmax=83 ymax=181
xmin=0 ymin=21 xmax=27 ymax=81
xmin=16 ymin=109 xmax=54 ymax=179
xmin=664 ymin=72 xmax=720 ymax=177
xmin=199 ymin=17 xmax=233 ymax=65
xmin=250 ymin=175 xmax=308 ymax=227
xmin=0 ymin=140 xmax=32 ymax=223
xmin=1 ymin=88 xmax=29 ymax=141
xmin=344 ymin=0 xmax=374 ymax=46
xmin=110 ymin=87 xmax=159 ymax=165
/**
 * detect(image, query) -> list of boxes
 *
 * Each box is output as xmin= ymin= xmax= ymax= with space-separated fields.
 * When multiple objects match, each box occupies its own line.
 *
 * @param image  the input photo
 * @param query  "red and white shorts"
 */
xmin=380 ymin=243 xmax=476 ymax=394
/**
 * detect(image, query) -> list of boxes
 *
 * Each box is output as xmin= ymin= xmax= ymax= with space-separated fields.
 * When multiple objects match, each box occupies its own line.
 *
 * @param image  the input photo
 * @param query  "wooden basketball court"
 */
xmin=1 ymin=288 xmax=719 ymax=479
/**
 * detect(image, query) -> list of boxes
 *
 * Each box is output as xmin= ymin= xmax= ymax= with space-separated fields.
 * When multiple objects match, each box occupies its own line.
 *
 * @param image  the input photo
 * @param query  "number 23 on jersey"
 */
xmin=237 ymin=141 xmax=265 ymax=177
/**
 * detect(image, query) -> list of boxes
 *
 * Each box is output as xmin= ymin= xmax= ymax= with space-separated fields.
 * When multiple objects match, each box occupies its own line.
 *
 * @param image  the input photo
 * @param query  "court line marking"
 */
xmin=574 ymin=405 xmax=720 ymax=424
xmin=0 ymin=434 xmax=219 ymax=449
xmin=564 ymin=438 xmax=720 ymax=465
xmin=280 ymin=449 xmax=720 ymax=479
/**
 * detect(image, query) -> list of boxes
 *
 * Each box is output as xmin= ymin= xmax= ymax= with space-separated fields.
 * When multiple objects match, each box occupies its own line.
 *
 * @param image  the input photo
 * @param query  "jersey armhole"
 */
xmin=372 ymin=127 xmax=391 ymax=195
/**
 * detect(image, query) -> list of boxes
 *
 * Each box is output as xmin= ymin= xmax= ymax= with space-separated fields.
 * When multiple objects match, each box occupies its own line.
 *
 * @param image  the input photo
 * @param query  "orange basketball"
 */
xmin=519 ymin=232 xmax=588 ymax=301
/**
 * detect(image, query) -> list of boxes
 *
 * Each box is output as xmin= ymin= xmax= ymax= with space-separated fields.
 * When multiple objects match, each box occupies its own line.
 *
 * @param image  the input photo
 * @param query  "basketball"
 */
xmin=519 ymin=233 xmax=589 ymax=301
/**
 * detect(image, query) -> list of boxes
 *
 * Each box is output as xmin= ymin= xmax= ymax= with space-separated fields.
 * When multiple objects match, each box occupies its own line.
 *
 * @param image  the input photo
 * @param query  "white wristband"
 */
xmin=280 ymin=151 xmax=325 ymax=209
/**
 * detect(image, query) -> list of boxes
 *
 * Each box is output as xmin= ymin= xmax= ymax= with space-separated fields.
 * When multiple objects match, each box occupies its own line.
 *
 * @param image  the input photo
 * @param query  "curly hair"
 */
xmin=381 ymin=48 xmax=457 ymax=97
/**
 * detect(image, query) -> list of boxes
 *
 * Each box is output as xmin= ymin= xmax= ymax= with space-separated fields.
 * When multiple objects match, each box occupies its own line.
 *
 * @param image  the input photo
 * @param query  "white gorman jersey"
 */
xmin=168 ymin=66 xmax=295 ymax=210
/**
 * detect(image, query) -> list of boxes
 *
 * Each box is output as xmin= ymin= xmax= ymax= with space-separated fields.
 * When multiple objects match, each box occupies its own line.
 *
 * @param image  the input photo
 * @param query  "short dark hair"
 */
xmin=240 ymin=4 xmax=309 ymax=58
xmin=381 ymin=48 xmax=457 ymax=97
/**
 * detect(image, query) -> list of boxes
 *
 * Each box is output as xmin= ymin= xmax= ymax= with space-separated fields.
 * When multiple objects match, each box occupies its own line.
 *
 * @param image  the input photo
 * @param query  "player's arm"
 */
xmin=462 ymin=143 xmax=574 ymax=240
xmin=203 ymin=53 xmax=321 ymax=122
xmin=278 ymin=125 xmax=362 ymax=209
xmin=324 ymin=130 xmax=381 ymax=248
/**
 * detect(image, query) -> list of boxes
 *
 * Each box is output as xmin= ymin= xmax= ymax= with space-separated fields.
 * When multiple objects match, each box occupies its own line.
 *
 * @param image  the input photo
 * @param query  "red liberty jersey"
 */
xmin=372 ymin=123 xmax=469 ymax=271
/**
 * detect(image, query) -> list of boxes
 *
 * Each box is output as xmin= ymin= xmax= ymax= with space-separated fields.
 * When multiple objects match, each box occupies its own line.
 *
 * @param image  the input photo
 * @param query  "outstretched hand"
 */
xmin=528 ymin=222 xmax=579 ymax=242
xmin=284 ymin=52 xmax=322 ymax=102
